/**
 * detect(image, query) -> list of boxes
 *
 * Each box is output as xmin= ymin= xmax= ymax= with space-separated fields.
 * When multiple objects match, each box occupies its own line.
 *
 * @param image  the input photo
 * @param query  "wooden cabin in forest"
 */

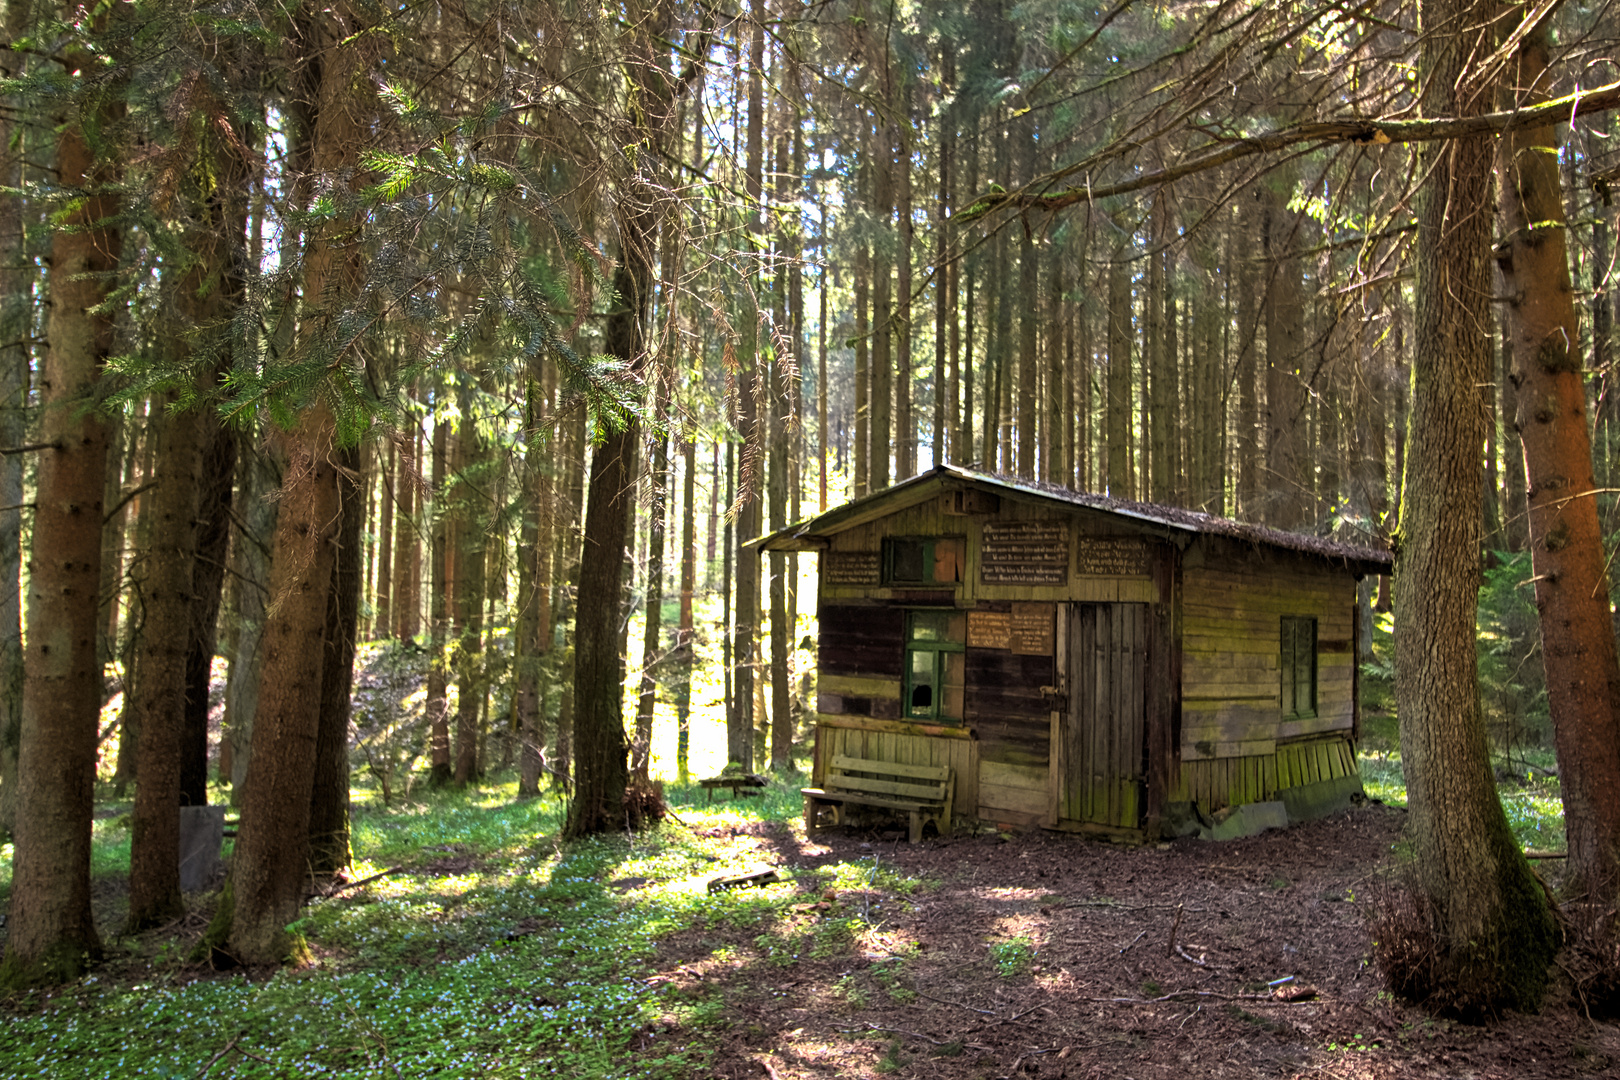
xmin=751 ymin=465 xmax=1393 ymax=841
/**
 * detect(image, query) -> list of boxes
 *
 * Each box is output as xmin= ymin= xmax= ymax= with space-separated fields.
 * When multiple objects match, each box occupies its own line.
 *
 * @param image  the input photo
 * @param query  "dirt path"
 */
xmin=645 ymin=806 xmax=1620 ymax=1079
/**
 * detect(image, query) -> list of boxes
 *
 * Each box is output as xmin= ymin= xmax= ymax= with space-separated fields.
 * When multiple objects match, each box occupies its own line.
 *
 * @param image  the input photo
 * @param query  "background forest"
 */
xmin=1 ymin=0 xmax=1620 ymax=1051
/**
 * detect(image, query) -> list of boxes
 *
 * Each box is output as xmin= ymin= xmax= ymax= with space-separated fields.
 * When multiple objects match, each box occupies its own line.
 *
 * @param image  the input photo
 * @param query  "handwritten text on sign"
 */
xmin=980 ymin=521 xmax=1068 ymax=584
xmin=824 ymin=551 xmax=881 ymax=586
xmin=967 ymin=603 xmax=1055 ymax=654
xmin=1075 ymin=536 xmax=1153 ymax=577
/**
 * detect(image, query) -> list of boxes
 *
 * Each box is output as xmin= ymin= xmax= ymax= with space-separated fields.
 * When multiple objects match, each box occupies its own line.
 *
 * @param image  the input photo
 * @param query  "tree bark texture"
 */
xmin=1 ymin=92 xmax=117 ymax=988
xmin=426 ymin=405 xmax=451 ymax=785
xmin=453 ymin=407 xmax=486 ymax=787
xmin=564 ymin=211 xmax=652 ymax=836
xmin=220 ymin=1 xmax=372 ymax=965
xmin=0 ymin=29 xmax=29 ymax=847
xmin=126 ymin=392 xmax=207 ymax=929
xmin=1391 ymin=0 xmax=1555 ymax=1010
xmin=310 ymin=443 xmax=362 ymax=873
xmin=1496 ymin=15 xmax=1620 ymax=905
xmin=1263 ymin=176 xmax=1310 ymax=531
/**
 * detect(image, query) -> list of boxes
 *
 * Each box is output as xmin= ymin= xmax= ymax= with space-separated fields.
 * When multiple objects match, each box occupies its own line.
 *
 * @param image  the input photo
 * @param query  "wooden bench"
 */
xmin=801 ymin=755 xmax=954 ymax=843
xmin=698 ymin=773 xmax=768 ymax=803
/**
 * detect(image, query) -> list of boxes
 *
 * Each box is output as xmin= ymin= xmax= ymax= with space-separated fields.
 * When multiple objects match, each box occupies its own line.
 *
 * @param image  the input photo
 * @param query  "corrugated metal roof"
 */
xmin=752 ymin=464 xmax=1393 ymax=572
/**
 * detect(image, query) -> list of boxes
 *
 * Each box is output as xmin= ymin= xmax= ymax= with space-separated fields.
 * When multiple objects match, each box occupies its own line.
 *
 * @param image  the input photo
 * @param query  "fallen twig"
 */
xmin=858 ymin=1024 xmax=989 ymax=1050
xmin=1090 ymin=989 xmax=1318 ymax=1006
xmin=1064 ymin=898 xmax=1205 ymax=912
xmin=1119 ymin=929 xmax=1147 ymax=954
xmin=1178 ymin=1003 xmax=1204 ymax=1030
xmin=1175 ymin=943 xmax=1209 ymax=967
xmin=316 ymin=866 xmax=404 ymax=900
xmin=195 ymin=1034 xmax=243 ymax=1079
xmin=912 ymin=989 xmax=998 ymax=1015
xmin=1166 ymin=903 xmax=1185 ymax=957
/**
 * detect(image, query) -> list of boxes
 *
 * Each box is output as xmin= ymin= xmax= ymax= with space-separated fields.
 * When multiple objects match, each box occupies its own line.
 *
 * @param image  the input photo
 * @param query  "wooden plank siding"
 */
xmin=965 ymin=647 xmax=1054 ymax=767
xmin=1178 ymin=554 xmax=1357 ymax=763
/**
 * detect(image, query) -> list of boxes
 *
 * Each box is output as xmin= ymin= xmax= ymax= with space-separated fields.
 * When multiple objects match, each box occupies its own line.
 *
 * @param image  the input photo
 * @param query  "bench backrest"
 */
xmin=826 ymin=755 xmax=951 ymax=802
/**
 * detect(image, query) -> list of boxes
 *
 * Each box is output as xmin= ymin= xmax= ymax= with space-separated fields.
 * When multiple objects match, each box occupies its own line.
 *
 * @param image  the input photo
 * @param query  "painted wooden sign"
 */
xmin=980 ymin=520 xmax=1068 ymax=584
xmin=824 ymin=551 xmax=881 ymax=585
xmin=1010 ymin=602 xmax=1056 ymax=655
xmin=967 ymin=604 xmax=1055 ymax=654
xmin=1075 ymin=536 xmax=1153 ymax=577
xmin=967 ymin=610 xmax=1012 ymax=650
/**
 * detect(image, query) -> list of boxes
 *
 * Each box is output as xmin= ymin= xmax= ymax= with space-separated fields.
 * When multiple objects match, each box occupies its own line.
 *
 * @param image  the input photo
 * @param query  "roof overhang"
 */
xmin=744 ymin=464 xmax=1394 ymax=573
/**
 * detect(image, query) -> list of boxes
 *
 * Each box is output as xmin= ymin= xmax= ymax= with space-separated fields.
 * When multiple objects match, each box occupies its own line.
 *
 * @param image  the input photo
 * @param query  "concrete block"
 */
xmin=1208 ymin=800 xmax=1290 ymax=841
xmin=1279 ymin=774 xmax=1364 ymax=824
xmin=178 ymin=805 xmax=225 ymax=893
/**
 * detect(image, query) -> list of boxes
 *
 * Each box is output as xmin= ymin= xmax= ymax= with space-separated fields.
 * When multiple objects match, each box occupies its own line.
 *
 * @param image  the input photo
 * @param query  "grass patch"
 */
xmin=1358 ymin=708 xmax=1566 ymax=852
xmin=0 ymin=780 xmax=818 ymax=1079
xmin=990 ymin=935 xmax=1035 ymax=978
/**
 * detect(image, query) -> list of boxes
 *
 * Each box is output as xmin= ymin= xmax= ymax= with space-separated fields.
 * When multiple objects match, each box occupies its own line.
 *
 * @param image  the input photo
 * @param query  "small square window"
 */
xmin=1281 ymin=616 xmax=1317 ymax=718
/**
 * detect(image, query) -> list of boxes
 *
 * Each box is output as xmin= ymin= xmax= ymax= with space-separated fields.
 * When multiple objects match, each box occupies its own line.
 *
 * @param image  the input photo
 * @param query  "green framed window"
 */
xmin=883 ymin=537 xmax=964 ymax=586
xmin=904 ymin=610 xmax=966 ymax=722
xmin=1281 ymin=616 xmax=1317 ymax=719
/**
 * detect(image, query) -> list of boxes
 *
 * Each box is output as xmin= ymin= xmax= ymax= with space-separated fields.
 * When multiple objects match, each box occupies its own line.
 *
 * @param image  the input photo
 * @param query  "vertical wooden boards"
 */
xmin=1059 ymin=602 xmax=1147 ymax=829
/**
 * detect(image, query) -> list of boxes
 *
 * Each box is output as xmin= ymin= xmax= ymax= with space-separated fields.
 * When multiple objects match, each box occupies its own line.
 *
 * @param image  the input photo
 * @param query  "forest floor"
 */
xmin=0 ymin=762 xmax=1609 ymax=1078
xmin=664 ymin=806 xmax=1616 ymax=1080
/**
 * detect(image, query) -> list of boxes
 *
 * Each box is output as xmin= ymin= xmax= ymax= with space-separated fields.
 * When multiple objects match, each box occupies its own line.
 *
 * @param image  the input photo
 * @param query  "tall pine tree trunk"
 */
xmin=310 ymin=444 xmax=362 ymax=873
xmin=1 ymin=40 xmax=119 ymax=985
xmin=426 ymin=401 xmax=451 ymax=785
xmin=1390 ymin=0 xmax=1555 ymax=1010
xmin=1495 ymin=14 xmax=1620 ymax=906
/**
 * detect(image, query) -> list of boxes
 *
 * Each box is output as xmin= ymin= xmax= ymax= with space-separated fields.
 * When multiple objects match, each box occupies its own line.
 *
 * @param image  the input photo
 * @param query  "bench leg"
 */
xmin=909 ymin=810 xmax=922 ymax=844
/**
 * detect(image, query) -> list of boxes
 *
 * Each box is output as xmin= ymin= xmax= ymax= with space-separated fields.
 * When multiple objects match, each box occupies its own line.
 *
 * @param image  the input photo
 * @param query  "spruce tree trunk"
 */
xmin=221 ymin=0 xmax=373 ymax=965
xmin=1045 ymin=250 xmax=1065 ymax=486
xmin=1495 ymin=15 xmax=1620 ymax=905
xmin=854 ymin=244 xmax=870 ymax=497
xmin=309 ymin=443 xmax=361 ymax=873
xmin=675 ymin=438 xmax=696 ymax=783
xmin=1016 ymin=129 xmax=1038 ymax=480
xmin=392 ymin=428 xmax=421 ymax=639
xmin=0 ymin=34 xmax=29 ymax=847
xmin=1106 ymin=241 xmax=1133 ymax=498
xmin=1235 ymin=200 xmax=1261 ymax=519
xmin=182 ymin=419 xmax=235 ymax=806
xmin=453 ymin=404 xmax=486 ymax=787
xmin=375 ymin=440 xmax=394 ymax=638
xmin=870 ymin=117 xmax=893 ymax=492
xmin=635 ymin=375 xmax=670 ymax=778
xmin=1263 ymin=177 xmax=1309 ymax=530
xmin=554 ymin=405 xmax=586 ymax=793
xmin=1146 ymin=195 xmax=1166 ymax=502
xmin=127 ymin=387 xmax=208 ymax=929
xmin=1391 ymin=0 xmax=1555 ymax=1009
xmin=1 ymin=79 xmax=118 ymax=987
xmin=895 ymin=88 xmax=914 ymax=481
xmin=224 ymin=443 xmax=279 ymax=794
xmin=515 ymin=368 xmax=552 ymax=798
xmin=426 ymin=405 xmax=451 ymax=786
xmin=564 ymin=2 xmax=684 ymax=832
xmin=566 ymin=205 xmax=652 ymax=834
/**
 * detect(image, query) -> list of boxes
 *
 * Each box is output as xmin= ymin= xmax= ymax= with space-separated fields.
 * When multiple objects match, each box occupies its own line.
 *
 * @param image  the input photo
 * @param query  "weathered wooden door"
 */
xmin=1060 ymin=603 xmax=1148 ymax=828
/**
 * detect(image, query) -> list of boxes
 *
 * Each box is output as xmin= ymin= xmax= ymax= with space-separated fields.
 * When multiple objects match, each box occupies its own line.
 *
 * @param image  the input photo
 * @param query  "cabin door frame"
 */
xmin=1053 ymin=601 xmax=1149 ymax=831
